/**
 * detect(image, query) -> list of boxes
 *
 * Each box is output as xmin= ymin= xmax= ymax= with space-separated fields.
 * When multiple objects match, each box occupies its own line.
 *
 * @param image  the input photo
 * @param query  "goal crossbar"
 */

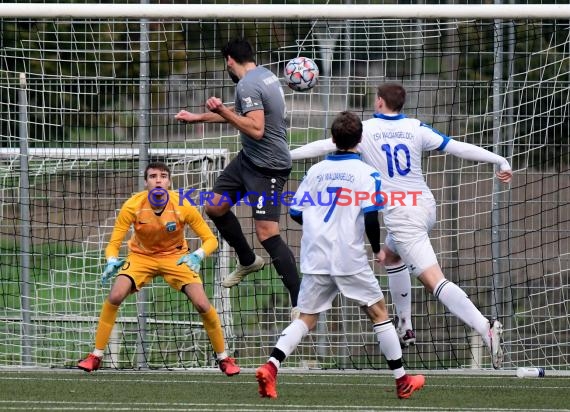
xmin=0 ymin=3 xmax=570 ymax=19
xmin=0 ymin=148 xmax=228 ymax=161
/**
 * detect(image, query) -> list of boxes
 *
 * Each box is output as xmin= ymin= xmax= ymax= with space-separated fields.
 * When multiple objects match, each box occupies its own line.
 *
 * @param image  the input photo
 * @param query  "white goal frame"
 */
xmin=0 ymin=3 xmax=570 ymax=20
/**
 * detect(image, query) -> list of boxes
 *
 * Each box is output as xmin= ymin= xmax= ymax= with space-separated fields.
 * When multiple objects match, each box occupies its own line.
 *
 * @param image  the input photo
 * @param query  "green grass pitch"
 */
xmin=1 ymin=370 xmax=569 ymax=411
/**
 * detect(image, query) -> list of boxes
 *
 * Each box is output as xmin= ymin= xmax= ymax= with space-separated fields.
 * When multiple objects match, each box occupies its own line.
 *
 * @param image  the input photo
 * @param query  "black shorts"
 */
xmin=212 ymin=151 xmax=291 ymax=222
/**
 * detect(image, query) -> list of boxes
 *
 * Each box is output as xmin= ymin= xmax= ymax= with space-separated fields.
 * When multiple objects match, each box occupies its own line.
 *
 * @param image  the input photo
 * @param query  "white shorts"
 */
xmin=297 ymin=271 xmax=384 ymax=314
xmin=383 ymin=197 xmax=438 ymax=277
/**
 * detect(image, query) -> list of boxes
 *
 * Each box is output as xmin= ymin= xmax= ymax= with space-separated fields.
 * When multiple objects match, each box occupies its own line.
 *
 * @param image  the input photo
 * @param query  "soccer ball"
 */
xmin=284 ymin=57 xmax=319 ymax=92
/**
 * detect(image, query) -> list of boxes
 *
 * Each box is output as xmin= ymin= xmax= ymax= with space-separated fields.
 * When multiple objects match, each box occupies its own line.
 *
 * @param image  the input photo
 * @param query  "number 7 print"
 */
xmin=323 ymin=186 xmax=342 ymax=222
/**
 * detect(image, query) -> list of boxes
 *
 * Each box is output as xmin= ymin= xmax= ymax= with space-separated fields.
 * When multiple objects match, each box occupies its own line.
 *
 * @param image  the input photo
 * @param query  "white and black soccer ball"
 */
xmin=284 ymin=57 xmax=319 ymax=92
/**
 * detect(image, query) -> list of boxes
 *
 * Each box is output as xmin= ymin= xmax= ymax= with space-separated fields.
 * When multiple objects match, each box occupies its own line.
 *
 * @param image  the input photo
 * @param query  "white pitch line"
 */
xmin=1 ymin=375 xmax=569 ymax=391
xmin=0 ymin=402 xmax=568 ymax=412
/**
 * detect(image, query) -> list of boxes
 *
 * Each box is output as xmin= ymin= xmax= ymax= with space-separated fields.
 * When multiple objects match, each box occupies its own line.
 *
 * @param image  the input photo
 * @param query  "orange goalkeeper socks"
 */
xmin=200 ymin=305 xmax=225 ymax=354
xmin=94 ymin=299 xmax=120 ymax=350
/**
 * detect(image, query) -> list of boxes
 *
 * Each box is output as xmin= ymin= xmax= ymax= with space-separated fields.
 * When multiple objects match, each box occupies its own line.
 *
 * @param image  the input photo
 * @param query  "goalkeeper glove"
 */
xmin=101 ymin=257 xmax=126 ymax=286
xmin=177 ymin=249 xmax=205 ymax=273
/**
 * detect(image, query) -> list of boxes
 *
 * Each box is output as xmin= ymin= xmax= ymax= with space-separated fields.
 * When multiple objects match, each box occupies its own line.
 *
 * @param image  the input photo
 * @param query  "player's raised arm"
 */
xmin=442 ymin=139 xmax=513 ymax=183
xmin=175 ymin=104 xmax=231 ymax=124
xmin=290 ymin=138 xmax=336 ymax=160
xmin=207 ymin=96 xmax=265 ymax=140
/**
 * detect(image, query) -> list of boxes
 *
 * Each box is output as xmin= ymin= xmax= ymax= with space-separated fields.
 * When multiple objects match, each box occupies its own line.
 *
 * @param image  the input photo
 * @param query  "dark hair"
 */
xmin=331 ymin=111 xmax=363 ymax=150
xmin=144 ymin=161 xmax=171 ymax=180
xmin=221 ymin=38 xmax=255 ymax=64
xmin=377 ymin=83 xmax=406 ymax=112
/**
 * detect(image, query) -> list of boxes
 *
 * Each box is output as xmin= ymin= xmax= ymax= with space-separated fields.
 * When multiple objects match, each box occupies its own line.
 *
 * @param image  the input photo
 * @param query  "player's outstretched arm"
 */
xmin=290 ymin=138 xmax=336 ymax=161
xmin=495 ymin=169 xmax=513 ymax=183
xmin=175 ymin=107 xmax=228 ymax=124
xmin=207 ymin=97 xmax=265 ymax=140
xmin=443 ymin=139 xmax=512 ymax=183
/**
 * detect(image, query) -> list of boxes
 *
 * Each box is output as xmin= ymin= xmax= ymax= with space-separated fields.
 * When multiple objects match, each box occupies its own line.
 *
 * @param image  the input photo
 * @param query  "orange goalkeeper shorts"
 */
xmin=117 ymin=253 xmax=202 ymax=292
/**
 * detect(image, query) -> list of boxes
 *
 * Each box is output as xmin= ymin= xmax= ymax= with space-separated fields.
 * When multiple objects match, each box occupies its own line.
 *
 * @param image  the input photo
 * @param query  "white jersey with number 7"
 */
xmin=290 ymin=153 xmax=383 ymax=276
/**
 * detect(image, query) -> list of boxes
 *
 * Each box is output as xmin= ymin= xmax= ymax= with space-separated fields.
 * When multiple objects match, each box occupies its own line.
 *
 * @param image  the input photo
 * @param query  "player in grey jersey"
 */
xmin=175 ymin=38 xmax=300 ymax=319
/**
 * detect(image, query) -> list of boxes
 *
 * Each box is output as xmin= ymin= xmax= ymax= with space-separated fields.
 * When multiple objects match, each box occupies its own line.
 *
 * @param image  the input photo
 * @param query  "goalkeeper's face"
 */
xmin=145 ymin=168 xmax=171 ymax=192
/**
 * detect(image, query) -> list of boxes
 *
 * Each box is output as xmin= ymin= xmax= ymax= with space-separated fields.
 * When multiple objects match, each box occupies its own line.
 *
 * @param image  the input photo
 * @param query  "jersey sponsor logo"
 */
xmin=242 ymin=96 xmax=254 ymax=108
xmin=263 ymin=74 xmax=279 ymax=85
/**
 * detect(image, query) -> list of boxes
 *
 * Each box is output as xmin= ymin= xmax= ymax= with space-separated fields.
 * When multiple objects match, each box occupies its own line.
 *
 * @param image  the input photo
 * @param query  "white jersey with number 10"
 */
xmin=359 ymin=113 xmax=450 ymax=211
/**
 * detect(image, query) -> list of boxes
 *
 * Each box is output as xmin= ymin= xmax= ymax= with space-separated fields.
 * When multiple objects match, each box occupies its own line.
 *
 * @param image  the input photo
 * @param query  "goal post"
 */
xmin=0 ymin=2 xmax=568 ymax=372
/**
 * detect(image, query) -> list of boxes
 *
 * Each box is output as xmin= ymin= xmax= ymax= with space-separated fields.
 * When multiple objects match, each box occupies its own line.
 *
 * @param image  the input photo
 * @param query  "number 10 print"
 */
xmin=381 ymin=144 xmax=411 ymax=177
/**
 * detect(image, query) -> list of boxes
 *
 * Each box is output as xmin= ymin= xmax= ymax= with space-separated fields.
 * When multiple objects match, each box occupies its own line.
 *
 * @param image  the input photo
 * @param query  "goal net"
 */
xmin=0 ymin=2 xmax=568 ymax=372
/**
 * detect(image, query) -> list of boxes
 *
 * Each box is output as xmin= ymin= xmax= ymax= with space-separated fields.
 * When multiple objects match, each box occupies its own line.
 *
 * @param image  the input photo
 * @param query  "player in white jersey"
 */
xmin=255 ymin=111 xmax=425 ymax=400
xmin=290 ymin=83 xmax=512 ymax=369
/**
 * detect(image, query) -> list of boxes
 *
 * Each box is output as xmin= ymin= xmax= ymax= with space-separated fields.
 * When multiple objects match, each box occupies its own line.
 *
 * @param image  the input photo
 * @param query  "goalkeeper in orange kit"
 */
xmin=78 ymin=161 xmax=240 ymax=376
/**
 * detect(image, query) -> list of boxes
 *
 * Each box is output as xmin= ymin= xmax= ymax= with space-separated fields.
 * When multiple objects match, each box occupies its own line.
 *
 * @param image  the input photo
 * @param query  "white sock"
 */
xmin=434 ymin=278 xmax=490 ymax=345
xmin=386 ymin=263 xmax=413 ymax=331
xmin=93 ymin=348 xmax=104 ymax=357
xmin=268 ymin=357 xmax=281 ymax=369
xmin=216 ymin=352 xmax=228 ymax=361
xmin=373 ymin=320 xmax=405 ymax=379
xmin=275 ymin=319 xmax=309 ymax=358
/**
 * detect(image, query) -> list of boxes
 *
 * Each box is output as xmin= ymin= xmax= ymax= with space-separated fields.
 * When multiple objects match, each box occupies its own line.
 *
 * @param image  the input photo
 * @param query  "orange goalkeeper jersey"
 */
xmin=105 ymin=190 xmax=217 ymax=258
